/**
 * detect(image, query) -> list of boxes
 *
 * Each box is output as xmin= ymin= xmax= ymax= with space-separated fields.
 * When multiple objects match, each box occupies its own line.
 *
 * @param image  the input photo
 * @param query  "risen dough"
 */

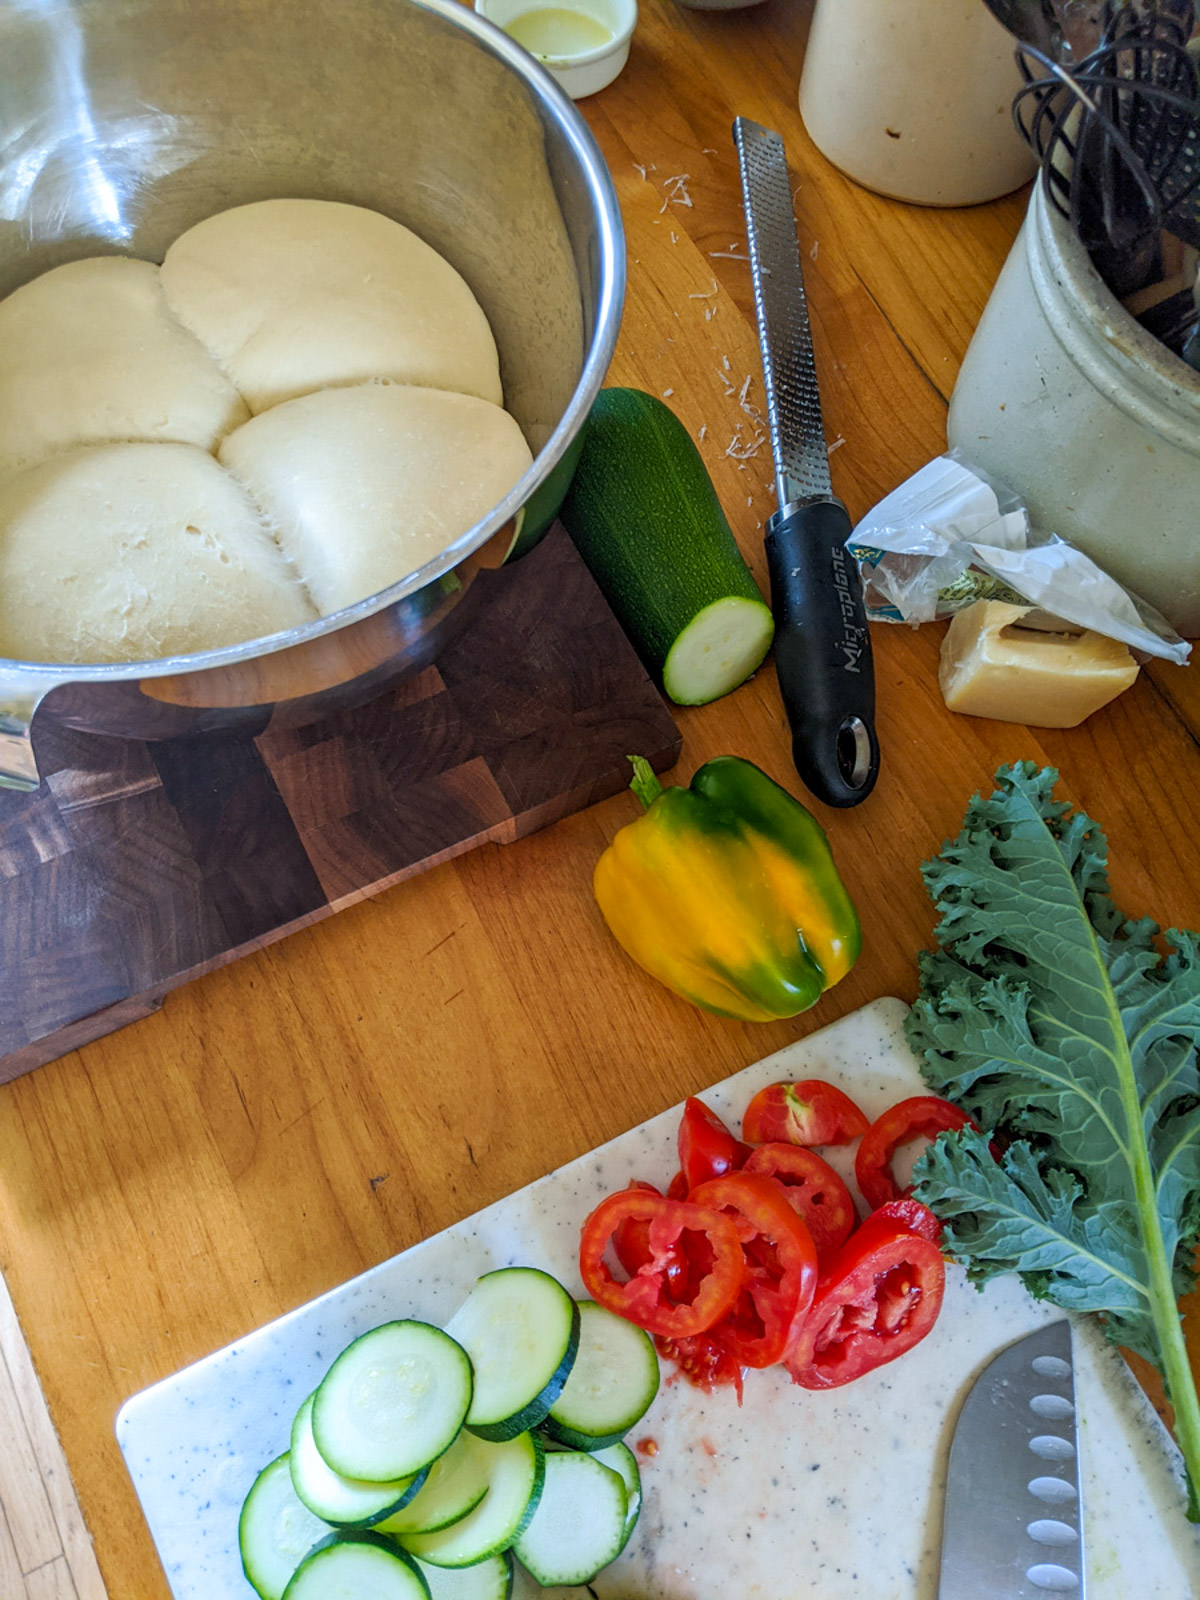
xmin=220 ymin=383 xmax=533 ymax=615
xmin=0 ymin=257 xmax=249 ymax=478
xmin=0 ymin=443 xmax=316 ymax=664
xmin=161 ymin=199 xmax=504 ymax=414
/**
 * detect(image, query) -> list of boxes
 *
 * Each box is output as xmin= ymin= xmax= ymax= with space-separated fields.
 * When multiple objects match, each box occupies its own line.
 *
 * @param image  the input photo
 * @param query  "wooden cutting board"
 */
xmin=0 ymin=526 xmax=679 ymax=1082
xmin=116 ymin=998 xmax=1200 ymax=1599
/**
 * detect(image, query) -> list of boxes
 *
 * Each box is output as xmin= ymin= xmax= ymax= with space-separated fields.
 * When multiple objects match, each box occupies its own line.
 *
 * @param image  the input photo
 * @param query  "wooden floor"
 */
xmin=0 ymin=1274 xmax=107 ymax=1600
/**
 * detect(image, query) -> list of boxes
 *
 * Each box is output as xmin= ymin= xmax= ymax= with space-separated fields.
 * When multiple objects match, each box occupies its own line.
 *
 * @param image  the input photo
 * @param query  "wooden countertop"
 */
xmin=1 ymin=4 xmax=1198 ymax=1596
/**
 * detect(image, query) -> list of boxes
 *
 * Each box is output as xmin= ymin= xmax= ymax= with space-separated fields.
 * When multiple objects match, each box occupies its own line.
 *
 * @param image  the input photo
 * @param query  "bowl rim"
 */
xmin=0 ymin=0 xmax=626 ymax=684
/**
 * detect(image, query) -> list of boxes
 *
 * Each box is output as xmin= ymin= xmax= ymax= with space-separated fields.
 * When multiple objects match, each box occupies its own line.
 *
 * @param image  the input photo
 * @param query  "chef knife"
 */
xmin=939 ymin=1319 xmax=1086 ymax=1598
xmin=732 ymin=116 xmax=879 ymax=808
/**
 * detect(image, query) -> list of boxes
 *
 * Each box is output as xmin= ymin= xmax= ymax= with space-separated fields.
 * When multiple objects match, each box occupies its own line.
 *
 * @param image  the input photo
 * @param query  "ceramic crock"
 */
xmin=948 ymin=180 xmax=1200 ymax=638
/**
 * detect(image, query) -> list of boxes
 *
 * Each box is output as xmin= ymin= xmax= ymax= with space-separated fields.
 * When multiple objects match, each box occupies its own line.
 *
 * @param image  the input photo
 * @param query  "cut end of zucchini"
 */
xmin=239 ymin=1453 xmax=330 ymax=1600
xmin=446 ymin=1268 xmax=580 ymax=1441
xmin=544 ymin=1301 xmax=659 ymax=1452
xmin=661 ymin=595 xmax=774 ymax=706
xmin=281 ymin=1532 xmax=430 ymax=1599
xmin=399 ymin=1432 xmax=544 ymax=1569
xmin=512 ymin=1449 xmax=628 ymax=1588
xmin=311 ymin=1321 xmax=473 ymax=1483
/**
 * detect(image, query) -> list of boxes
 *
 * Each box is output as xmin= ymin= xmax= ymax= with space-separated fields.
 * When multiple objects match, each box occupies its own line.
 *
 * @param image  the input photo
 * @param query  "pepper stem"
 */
xmin=628 ymin=755 xmax=665 ymax=811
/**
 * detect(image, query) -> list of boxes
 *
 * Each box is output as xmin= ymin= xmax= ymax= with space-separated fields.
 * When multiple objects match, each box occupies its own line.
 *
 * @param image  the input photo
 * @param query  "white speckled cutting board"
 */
xmin=117 ymin=998 xmax=1200 ymax=1598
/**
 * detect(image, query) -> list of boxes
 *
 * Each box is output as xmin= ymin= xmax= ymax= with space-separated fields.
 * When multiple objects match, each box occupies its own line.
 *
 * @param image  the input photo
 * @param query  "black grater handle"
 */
xmin=765 ymin=497 xmax=880 ymax=808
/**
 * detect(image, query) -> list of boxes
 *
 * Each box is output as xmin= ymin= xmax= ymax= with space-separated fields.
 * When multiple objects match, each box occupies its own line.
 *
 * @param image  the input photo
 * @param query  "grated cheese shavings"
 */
xmin=827 ymin=436 xmax=846 ymax=456
xmin=658 ymin=174 xmax=694 ymax=213
xmin=725 ymin=428 xmax=766 ymax=461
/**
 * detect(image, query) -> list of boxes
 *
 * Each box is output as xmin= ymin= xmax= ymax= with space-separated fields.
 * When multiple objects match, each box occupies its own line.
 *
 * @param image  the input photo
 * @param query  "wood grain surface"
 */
xmin=0 ymin=528 xmax=679 ymax=1082
xmin=0 ymin=4 xmax=1197 ymax=1598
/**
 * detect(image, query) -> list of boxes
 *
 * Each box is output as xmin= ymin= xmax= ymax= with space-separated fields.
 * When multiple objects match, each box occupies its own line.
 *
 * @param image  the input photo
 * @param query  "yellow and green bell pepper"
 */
xmin=594 ymin=755 xmax=860 ymax=1022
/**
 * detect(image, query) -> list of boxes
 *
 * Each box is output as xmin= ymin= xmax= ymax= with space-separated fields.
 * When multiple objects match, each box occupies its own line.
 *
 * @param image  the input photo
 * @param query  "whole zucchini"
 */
xmin=559 ymin=388 xmax=773 ymax=705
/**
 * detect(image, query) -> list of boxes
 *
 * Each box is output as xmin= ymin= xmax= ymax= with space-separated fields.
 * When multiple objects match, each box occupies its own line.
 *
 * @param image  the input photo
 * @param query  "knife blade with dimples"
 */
xmin=939 ymin=1319 xmax=1086 ymax=1598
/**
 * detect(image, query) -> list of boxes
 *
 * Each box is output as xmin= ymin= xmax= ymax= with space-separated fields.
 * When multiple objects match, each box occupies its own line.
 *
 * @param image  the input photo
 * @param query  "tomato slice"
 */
xmin=678 ymin=1097 xmax=752 ymax=1190
xmin=855 ymin=1095 xmax=977 ymax=1210
xmin=870 ymin=1196 xmax=943 ymax=1244
xmin=742 ymin=1143 xmax=857 ymax=1265
xmin=784 ymin=1214 xmax=946 ymax=1390
xmin=611 ymin=1180 xmax=706 ymax=1305
xmin=579 ymin=1189 xmax=745 ymax=1338
xmin=688 ymin=1172 xmax=818 ymax=1368
xmin=741 ymin=1079 xmax=870 ymax=1147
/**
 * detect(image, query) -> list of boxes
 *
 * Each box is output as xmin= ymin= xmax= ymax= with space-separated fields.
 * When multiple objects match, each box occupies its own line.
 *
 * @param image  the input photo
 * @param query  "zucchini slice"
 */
xmin=511 ymin=1448 xmax=628 ymax=1587
xmin=591 ymin=1441 xmax=641 ymax=1551
xmin=373 ymin=1430 xmax=492 ymax=1537
xmin=413 ymin=1550 xmax=513 ymax=1600
xmin=559 ymin=387 xmax=774 ymax=706
xmin=289 ymin=1394 xmax=426 ymax=1527
xmin=399 ymin=1432 xmax=544 ymax=1569
xmin=239 ymin=1453 xmax=330 ymax=1600
xmin=543 ymin=1300 xmax=659 ymax=1451
xmin=281 ymin=1531 xmax=430 ymax=1599
xmin=311 ymin=1321 xmax=473 ymax=1482
xmin=445 ymin=1268 xmax=579 ymax=1442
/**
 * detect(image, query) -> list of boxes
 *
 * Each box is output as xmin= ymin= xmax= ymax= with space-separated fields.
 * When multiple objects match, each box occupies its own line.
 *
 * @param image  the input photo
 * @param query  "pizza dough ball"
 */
xmin=161 ymin=199 xmax=504 ymax=414
xmin=0 ymin=443 xmax=316 ymax=664
xmin=0 ymin=257 xmax=249 ymax=478
xmin=220 ymin=383 xmax=533 ymax=615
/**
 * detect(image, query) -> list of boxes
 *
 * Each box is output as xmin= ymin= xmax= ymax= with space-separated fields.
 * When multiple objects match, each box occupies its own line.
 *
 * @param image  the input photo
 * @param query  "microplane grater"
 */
xmin=733 ymin=116 xmax=832 ymax=505
xmin=731 ymin=115 xmax=880 ymax=808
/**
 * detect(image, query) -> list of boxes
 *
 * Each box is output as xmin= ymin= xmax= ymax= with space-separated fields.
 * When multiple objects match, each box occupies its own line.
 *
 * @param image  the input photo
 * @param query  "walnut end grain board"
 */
xmin=0 ymin=527 xmax=680 ymax=1083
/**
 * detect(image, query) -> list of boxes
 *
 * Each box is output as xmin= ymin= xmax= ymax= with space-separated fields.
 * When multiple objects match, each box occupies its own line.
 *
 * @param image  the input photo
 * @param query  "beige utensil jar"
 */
xmin=799 ymin=0 xmax=1034 ymax=206
xmin=949 ymin=181 xmax=1200 ymax=638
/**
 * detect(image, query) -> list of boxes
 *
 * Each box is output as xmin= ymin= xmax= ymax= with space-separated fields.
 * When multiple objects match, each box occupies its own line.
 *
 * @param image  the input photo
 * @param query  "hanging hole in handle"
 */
xmin=836 ymin=716 xmax=872 ymax=788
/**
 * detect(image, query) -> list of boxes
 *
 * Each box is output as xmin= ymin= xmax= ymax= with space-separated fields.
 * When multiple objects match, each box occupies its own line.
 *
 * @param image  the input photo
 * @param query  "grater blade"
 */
xmin=732 ymin=116 xmax=832 ymax=507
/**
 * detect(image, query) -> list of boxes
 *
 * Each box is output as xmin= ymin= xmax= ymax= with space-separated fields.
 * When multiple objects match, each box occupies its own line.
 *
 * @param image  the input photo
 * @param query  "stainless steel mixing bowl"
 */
xmin=0 ymin=0 xmax=624 ymax=788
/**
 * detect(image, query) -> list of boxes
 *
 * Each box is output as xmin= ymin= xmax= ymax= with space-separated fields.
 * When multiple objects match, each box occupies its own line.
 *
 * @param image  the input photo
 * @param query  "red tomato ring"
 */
xmin=854 ymin=1095 xmax=977 ymax=1211
xmin=579 ymin=1189 xmax=745 ymax=1339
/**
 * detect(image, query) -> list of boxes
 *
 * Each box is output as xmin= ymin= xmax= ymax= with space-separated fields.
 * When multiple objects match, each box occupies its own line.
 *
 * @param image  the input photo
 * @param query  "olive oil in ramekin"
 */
xmin=503 ymin=7 xmax=613 ymax=59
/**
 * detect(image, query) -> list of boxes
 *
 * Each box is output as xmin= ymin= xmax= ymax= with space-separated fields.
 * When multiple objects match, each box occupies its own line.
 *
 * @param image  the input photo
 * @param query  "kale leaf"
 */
xmin=907 ymin=763 xmax=1200 ymax=1518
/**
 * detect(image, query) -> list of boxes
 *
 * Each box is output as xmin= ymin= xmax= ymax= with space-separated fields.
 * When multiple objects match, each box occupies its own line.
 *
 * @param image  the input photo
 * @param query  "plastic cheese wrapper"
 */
xmin=847 ymin=451 xmax=1191 ymax=665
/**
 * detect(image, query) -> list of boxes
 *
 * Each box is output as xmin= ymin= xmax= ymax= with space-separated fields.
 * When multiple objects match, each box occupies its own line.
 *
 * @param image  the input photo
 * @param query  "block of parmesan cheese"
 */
xmin=938 ymin=601 xmax=1139 ymax=728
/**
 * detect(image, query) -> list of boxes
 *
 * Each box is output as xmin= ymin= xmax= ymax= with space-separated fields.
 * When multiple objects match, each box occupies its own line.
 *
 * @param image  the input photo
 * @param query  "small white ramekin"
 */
xmin=474 ymin=0 xmax=638 ymax=100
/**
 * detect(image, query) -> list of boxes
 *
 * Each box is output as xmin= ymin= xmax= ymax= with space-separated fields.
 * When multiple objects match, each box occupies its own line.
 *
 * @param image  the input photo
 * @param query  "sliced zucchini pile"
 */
xmin=237 ymin=1272 xmax=659 ymax=1599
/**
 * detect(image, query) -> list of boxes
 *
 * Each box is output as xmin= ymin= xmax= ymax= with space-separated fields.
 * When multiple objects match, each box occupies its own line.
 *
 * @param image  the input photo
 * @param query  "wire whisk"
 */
xmin=1013 ymin=1 xmax=1200 ymax=295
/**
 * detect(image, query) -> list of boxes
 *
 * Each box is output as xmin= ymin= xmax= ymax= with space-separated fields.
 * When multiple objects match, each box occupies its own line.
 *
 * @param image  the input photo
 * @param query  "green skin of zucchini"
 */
xmin=559 ymin=388 xmax=771 ymax=684
xmin=281 ymin=1530 xmax=430 ymax=1599
xmin=456 ymin=1273 xmax=581 ymax=1442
